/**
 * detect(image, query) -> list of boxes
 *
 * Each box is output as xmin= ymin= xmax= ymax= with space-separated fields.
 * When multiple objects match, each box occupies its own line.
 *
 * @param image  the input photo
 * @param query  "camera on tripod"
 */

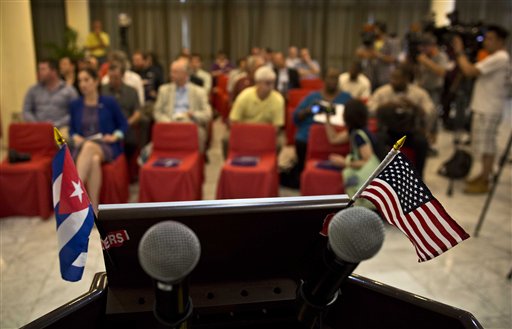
xmin=311 ymin=100 xmax=335 ymax=115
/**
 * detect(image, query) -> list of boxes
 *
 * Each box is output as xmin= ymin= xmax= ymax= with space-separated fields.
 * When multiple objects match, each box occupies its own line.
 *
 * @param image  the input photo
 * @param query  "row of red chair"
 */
xmin=0 ymin=121 xmax=349 ymax=219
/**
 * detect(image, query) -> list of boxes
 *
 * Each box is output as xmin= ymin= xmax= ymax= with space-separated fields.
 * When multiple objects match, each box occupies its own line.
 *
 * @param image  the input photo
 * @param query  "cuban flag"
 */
xmin=52 ymin=144 xmax=94 ymax=282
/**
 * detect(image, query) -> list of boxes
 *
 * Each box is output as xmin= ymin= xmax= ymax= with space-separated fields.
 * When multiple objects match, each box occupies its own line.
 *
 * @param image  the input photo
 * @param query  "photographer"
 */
xmin=415 ymin=34 xmax=452 ymax=153
xmin=452 ymin=24 xmax=510 ymax=194
xmin=356 ymin=21 xmax=400 ymax=90
xmin=292 ymin=68 xmax=351 ymax=178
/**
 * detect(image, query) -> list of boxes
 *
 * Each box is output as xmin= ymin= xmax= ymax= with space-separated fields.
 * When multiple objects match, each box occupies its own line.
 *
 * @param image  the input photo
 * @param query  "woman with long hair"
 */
xmin=69 ymin=68 xmax=127 ymax=213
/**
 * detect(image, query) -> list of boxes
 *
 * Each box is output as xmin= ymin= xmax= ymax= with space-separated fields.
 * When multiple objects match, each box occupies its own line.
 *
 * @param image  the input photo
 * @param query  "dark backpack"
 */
xmin=438 ymin=149 xmax=472 ymax=179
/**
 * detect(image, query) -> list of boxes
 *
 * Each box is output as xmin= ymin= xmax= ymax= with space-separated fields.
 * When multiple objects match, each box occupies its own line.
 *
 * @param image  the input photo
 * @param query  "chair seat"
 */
xmin=0 ymin=157 xmax=53 ymax=218
xmin=139 ymin=152 xmax=203 ymax=202
xmin=300 ymin=160 xmax=344 ymax=196
xmin=216 ymin=154 xmax=278 ymax=199
xmin=99 ymin=154 xmax=129 ymax=205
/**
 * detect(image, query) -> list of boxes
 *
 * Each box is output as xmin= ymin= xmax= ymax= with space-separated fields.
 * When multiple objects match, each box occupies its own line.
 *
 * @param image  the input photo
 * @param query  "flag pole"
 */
xmin=53 ymin=127 xmax=66 ymax=148
xmin=53 ymin=127 xmax=117 ymax=268
xmin=346 ymin=136 xmax=406 ymax=207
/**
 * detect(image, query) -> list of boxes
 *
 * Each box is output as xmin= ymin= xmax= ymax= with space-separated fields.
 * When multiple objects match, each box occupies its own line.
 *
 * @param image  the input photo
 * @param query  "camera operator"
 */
xmin=452 ymin=24 xmax=510 ymax=194
xmin=415 ymin=34 xmax=452 ymax=154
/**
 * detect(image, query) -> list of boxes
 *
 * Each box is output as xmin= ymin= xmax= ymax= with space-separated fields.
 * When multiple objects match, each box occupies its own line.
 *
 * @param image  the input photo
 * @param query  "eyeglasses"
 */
xmin=259 ymin=80 xmax=275 ymax=86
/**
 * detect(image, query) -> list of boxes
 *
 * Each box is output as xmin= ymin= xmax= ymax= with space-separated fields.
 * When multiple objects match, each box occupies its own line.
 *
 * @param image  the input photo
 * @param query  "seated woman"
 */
xmin=325 ymin=99 xmax=380 ymax=207
xmin=69 ymin=68 xmax=128 ymax=213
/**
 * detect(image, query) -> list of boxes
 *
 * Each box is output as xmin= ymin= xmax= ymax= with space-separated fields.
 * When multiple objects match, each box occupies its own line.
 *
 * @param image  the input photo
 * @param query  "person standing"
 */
xmin=452 ymin=25 xmax=511 ymax=193
xmin=85 ymin=20 xmax=110 ymax=65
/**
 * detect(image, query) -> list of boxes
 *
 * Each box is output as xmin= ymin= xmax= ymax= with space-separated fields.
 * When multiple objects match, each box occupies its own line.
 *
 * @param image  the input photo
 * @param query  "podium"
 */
xmin=23 ymin=195 xmax=482 ymax=329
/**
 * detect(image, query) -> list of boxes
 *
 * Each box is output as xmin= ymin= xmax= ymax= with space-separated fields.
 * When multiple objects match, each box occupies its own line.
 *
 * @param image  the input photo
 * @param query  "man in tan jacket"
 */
xmin=153 ymin=59 xmax=212 ymax=152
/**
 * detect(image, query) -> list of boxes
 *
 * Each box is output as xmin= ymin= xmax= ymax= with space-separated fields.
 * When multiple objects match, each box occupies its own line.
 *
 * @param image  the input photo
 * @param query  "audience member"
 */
xmin=338 ymin=61 xmax=371 ymax=100
xmin=78 ymin=56 xmax=99 ymax=72
xmin=251 ymin=46 xmax=262 ymax=56
xmin=452 ymin=24 xmax=510 ymax=193
xmin=85 ymin=20 xmax=110 ymax=65
xmin=225 ymin=66 xmax=285 ymax=158
xmin=227 ymin=57 xmax=248 ymax=94
xmin=70 ymin=68 xmax=128 ymax=214
xmin=101 ymin=50 xmax=145 ymax=106
xmin=272 ymin=51 xmax=300 ymax=98
xmin=293 ymin=68 xmax=351 ymax=176
xmin=23 ymin=59 xmax=79 ymax=132
xmin=210 ymin=50 xmax=233 ymax=77
xmin=368 ymin=65 xmax=433 ymax=178
xmin=231 ymin=55 xmax=265 ymax=102
xmin=101 ymin=62 xmax=141 ymax=170
xmin=229 ymin=66 xmax=285 ymax=128
xmin=153 ymin=59 xmax=212 ymax=153
xmin=286 ymin=46 xmax=301 ymax=69
xmin=59 ymin=56 xmax=79 ymax=92
xmin=324 ymin=99 xmax=380 ymax=207
xmin=296 ymin=48 xmax=321 ymax=79
xmin=190 ymin=53 xmax=213 ymax=95
xmin=261 ymin=47 xmax=274 ymax=68
xmin=132 ymin=50 xmax=164 ymax=103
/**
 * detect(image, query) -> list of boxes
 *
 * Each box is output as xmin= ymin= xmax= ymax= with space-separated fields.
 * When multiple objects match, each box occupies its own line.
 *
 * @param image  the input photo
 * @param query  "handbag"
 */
xmin=342 ymin=130 xmax=380 ymax=207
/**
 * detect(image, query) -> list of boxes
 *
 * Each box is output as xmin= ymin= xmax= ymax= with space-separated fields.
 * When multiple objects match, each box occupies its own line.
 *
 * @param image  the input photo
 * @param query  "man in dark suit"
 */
xmin=272 ymin=51 xmax=300 ymax=98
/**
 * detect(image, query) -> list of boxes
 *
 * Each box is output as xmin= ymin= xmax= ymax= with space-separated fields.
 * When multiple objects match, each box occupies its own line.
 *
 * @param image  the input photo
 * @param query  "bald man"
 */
xmin=153 ymin=59 xmax=212 ymax=152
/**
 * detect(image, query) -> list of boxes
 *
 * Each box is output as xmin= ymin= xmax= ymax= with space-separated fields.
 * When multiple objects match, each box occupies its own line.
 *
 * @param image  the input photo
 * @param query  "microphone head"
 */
xmin=328 ymin=206 xmax=385 ymax=263
xmin=138 ymin=221 xmax=201 ymax=283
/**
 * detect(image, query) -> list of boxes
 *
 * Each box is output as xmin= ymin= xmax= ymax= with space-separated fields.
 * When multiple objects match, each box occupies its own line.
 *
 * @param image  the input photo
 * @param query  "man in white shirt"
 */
xmin=338 ymin=61 xmax=371 ymax=100
xmin=453 ymin=24 xmax=510 ymax=193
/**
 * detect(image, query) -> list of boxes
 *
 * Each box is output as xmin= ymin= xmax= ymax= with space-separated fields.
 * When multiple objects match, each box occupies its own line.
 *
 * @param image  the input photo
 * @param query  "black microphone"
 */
xmin=297 ymin=206 xmax=385 ymax=328
xmin=138 ymin=221 xmax=201 ymax=328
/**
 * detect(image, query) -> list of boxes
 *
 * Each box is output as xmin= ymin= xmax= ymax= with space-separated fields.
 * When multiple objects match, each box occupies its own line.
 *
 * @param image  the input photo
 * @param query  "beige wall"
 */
xmin=65 ymin=0 xmax=90 ymax=46
xmin=0 ymin=0 xmax=37 ymax=148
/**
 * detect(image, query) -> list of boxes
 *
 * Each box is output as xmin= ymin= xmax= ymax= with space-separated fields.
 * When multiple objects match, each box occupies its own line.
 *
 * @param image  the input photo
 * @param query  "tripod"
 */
xmin=473 ymin=130 xmax=512 ymax=237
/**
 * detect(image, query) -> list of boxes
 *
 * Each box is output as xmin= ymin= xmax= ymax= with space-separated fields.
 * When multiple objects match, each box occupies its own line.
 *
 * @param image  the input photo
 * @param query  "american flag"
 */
xmin=52 ymin=145 xmax=94 ymax=281
xmin=361 ymin=153 xmax=469 ymax=262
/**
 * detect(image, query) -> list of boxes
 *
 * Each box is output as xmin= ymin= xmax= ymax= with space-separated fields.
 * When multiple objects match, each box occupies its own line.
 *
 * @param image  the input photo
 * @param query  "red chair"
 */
xmin=99 ymin=153 xmax=129 ymax=204
xmin=0 ymin=123 xmax=56 ymax=219
xmin=300 ymin=78 xmax=324 ymax=90
xmin=300 ymin=124 xmax=350 ymax=196
xmin=139 ymin=123 xmax=203 ymax=202
xmin=216 ymin=123 xmax=278 ymax=199
xmin=286 ymin=89 xmax=313 ymax=145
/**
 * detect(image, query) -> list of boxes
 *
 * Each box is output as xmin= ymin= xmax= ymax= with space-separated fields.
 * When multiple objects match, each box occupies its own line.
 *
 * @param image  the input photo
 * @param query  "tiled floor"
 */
xmin=1 ymin=109 xmax=511 ymax=328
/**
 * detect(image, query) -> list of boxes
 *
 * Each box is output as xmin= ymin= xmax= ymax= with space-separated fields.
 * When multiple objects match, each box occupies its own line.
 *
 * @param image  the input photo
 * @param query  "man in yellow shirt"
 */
xmin=85 ymin=20 xmax=110 ymax=64
xmin=229 ymin=66 xmax=284 ymax=127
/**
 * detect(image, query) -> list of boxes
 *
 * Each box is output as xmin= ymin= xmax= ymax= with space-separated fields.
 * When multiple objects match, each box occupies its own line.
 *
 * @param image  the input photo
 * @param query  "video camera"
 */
xmin=425 ymin=10 xmax=485 ymax=61
xmin=311 ymin=100 xmax=335 ymax=115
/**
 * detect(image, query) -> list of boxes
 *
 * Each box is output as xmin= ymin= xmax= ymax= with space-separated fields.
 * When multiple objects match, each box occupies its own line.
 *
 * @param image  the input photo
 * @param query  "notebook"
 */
xmin=315 ymin=160 xmax=343 ymax=171
xmin=153 ymin=158 xmax=182 ymax=167
xmin=230 ymin=156 xmax=260 ymax=166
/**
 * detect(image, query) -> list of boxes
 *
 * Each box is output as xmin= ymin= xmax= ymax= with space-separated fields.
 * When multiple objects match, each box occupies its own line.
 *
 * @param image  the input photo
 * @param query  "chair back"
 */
xmin=229 ymin=123 xmax=276 ymax=155
xmin=287 ymin=89 xmax=312 ymax=110
xmin=306 ymin=124 xmax=349 ymax=160
xmin=300 ymin=78 xmax=324 ymax=90
xmin=216 ymin=74 xmax=229 ymax=93
xmin=152 ymin=123 xmax=199 ymax=152
xmin=8 ymin=122 xmax=56 ymax=157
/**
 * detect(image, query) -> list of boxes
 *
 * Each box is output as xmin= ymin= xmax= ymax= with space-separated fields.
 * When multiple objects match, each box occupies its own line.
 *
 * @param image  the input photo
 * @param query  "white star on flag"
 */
xmin=70 ymin=180 xmax=84 ymax=203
